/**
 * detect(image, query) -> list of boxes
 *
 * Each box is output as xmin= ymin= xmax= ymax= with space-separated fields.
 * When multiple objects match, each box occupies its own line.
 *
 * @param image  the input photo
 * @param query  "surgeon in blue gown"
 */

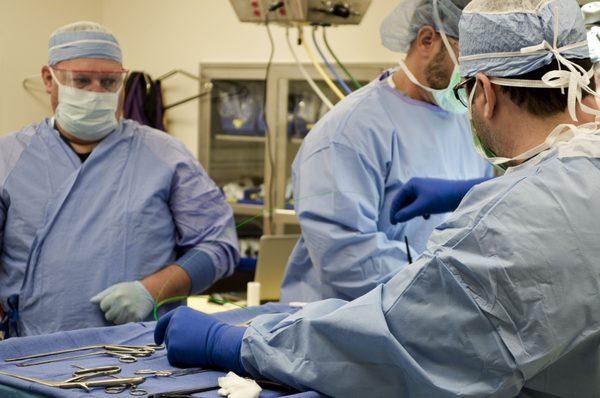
xmin=280 ymin=0 xmax=492 ymax=303
xmin=156 ymin=0 xmax=600 ymax=396
xmin=0 ymin=21 xmax=239 ymax=336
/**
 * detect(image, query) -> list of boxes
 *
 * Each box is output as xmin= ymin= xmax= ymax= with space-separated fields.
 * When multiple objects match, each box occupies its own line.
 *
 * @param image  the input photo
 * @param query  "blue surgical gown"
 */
xmin=281 ymin=73 xmax=492 ymax=302
xmin=241 ymin=132 xmax=600 ymax=397
xmin=0 ymin=118 xmax=239 ymax=336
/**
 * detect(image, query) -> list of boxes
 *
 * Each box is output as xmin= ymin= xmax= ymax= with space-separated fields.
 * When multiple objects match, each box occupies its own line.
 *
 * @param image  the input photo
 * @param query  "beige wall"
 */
xmin=0 ymin=0 xmax=103 ymax=135
xmin=1 ymin=0 xmax=401 ymax=156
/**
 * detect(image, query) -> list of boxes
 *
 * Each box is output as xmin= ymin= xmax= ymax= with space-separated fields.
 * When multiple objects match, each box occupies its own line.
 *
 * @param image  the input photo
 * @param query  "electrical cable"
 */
xmin=263 ymin=11 xmax=277 ymax=234
xmin=151 ymin=6 xmax=284 ymax=321
xmin=151 ymin=10 xmax=357 ymax=321
xmin=311 ymin=26 xmax=352 ymax=95
xmin=151 ymin=211 xmax=262 ymax=321
xmin=286 ymin=26 xmax=334 ymax=110
xmin=300 ymin=27 xmax=346 ymax=101
xmin=322 ymin=27 xmax=362 ymax=90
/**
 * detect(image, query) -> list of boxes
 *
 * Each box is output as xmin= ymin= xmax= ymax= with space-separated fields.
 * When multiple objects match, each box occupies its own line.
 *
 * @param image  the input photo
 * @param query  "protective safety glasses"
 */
xmin=453 ymin=76 xmax=476 ymax=107
xmin=51 ymin=67 xmax=128 ymax=93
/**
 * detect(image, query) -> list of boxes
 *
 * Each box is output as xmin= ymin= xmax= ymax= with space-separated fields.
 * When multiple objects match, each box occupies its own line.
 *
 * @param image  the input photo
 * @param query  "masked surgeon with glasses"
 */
xmin=0 ymin=21 xmax=239 ymax=337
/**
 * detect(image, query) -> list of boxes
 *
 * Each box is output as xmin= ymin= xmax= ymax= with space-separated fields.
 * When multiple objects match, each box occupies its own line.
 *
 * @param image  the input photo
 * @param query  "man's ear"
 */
xmin=476 ymin=73 xmax=497 ymax=120
xmin=41 ymin=66 xmax=53 ymax=95
xmin=413 ymin=25 xmax=438 ymax=55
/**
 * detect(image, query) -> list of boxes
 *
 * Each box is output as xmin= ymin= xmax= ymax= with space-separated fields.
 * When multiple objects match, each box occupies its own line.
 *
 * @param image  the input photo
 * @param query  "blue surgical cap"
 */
xmin=380 ymin=0 xmax=471 ymax=53
xmin=48 ymin=21 xmax=122 ymax=66
xmin=459 ymin=0 xmax=590 ymax=78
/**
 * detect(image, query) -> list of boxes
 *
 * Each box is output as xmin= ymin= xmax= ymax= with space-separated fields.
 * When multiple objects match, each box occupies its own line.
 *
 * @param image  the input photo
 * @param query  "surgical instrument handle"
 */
xmin=5 ymin=344 xmax=156 ymax=362
xmin=16 ymin=349 xmax=145 ymax=367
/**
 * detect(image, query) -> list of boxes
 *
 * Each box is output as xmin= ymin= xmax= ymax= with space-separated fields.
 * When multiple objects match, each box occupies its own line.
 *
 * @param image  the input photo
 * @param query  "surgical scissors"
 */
xmin=104 ymin=368 xmax=209 ymax=396
xmin=71 ymin=365 xmax=148 ymax=396
xmin=105 ymin=384 xmax=148 ymax=396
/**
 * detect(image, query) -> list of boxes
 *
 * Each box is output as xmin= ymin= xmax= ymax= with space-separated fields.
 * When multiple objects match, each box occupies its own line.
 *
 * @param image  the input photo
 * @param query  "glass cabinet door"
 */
xmin=209 ymin=79 xmax=266 ymax=210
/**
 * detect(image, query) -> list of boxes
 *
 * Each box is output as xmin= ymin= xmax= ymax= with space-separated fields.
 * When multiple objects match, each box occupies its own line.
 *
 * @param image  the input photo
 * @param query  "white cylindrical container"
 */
xmin=247 ymin=282 xmax=261 ymax=307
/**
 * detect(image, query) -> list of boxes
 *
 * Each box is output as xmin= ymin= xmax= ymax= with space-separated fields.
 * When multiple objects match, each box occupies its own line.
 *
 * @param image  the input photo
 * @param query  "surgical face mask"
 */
xmin=397 ymin=61 xmax=466 ymax=114
xmin=395 ymin=1 xmax=466 ymax=114
xmin=50 ymin=69 xmax=120 ymax=142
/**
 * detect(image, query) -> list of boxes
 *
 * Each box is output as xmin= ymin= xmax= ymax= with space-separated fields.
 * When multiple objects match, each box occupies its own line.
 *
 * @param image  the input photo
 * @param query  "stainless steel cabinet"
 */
xmin=198 ymin=62 xmax=394 ymax=235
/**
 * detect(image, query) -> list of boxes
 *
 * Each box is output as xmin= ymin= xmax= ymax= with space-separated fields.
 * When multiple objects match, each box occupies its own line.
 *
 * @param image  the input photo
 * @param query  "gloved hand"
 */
xmin=90 ymin=281 xmax=154 ymax=325
xmin=154 ymin=306 xmax=247 ymax=375
xmin=390 ymin=177 xmax=491 ymax=224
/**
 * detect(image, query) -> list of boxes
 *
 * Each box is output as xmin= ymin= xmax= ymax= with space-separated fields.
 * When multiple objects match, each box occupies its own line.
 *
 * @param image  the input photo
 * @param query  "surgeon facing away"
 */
xmin=0 ymin=22 xmax=239 ymax=336
xmin=156 ymin=0 xmax=600 ymax=396
xmin=280 ymin=0 xmax=492 ymax=303
xmin=390 ymin=1 xmax=600 ymax=224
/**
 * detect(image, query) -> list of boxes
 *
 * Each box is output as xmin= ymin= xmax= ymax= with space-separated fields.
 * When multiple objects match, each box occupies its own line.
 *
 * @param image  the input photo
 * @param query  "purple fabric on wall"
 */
xmin=124 ymin=72 xmax=166 ymax=131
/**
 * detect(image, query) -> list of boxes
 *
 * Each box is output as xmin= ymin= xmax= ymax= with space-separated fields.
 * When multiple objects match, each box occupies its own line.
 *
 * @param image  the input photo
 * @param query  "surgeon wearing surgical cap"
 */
xmin=0 ymin=21 xmax=239 ymax=336
xmin=277 ymin=0 xmax=491 ymax=304
xmin=390 ymin=0 xmax=600 ymax=221
xmin=155 ymin=1 xmax=600 ymax=396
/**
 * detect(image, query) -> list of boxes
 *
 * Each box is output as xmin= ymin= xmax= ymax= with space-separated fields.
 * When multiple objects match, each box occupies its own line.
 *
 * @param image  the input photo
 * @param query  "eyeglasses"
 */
xmin=51 ymin=68 xmax=129 ymax=93
xmin=453 ymin=76 xmax=476 ymax=108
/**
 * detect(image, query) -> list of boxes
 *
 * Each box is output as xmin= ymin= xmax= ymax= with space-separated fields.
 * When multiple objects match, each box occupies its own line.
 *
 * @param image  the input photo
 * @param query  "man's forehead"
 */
xmin=52 ymin=58 xmax=123 ymax=71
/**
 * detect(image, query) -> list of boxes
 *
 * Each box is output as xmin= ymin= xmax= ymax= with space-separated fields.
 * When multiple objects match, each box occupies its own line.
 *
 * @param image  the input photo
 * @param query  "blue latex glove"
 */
xmin=90 ymin=281 xmax=154 ymax=325
xmin=390 ymin=177 xmax=491 ymax=224
xmin=154 ymin=306 xmax=247 ymax=374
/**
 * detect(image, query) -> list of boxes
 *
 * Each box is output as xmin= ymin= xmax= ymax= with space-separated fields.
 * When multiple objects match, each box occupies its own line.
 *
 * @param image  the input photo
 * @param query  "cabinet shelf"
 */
xmin=231 ymin=203 xmax=264 ymax=217
xmin=215 ymin=134 xmax=265 ymax=143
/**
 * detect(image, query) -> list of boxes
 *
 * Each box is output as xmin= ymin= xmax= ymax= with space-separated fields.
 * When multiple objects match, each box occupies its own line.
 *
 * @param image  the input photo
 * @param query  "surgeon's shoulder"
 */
xmin=0 ymin=122 xmax=39 ymax=148
xmin=124 ymin=119 xmax=197 ymax=166
xmin=431 ymin=156 xmax=574 ymax=249
xmin=0 ymin=122 xmax=40 ymax=176
xmin=301 ymin=81 xmax=392 ymax=154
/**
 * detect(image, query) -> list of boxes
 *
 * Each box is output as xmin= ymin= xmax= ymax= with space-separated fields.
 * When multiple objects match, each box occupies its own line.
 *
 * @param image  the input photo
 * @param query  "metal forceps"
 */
xmin=105 ymin=384 xmax=149 ymax=396
xmin=6 ymin=344 xmax=164 ymax=367
xmin=70 ymin=365 xmax=149 ymax=396
xmin=66 ymin=365 xmax=122 ymax=382
xmin=105 ymin=368 xmax=209 ymax=396
xmin=0 ymin=369 xmax=145 ymax=392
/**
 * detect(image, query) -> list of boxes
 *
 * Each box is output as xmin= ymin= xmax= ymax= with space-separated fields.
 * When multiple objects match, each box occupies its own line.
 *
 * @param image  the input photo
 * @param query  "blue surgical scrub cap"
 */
xmin=459 ymin=0 xmax=590 ymax=78
xmin=380 ymin=0 xmax=471 ymax=53
xmin=48 ymin=21 xmax=122 ymax=66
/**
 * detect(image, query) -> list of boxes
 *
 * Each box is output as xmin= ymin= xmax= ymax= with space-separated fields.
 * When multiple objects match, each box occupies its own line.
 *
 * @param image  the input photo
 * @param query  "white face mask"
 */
xmin=51 ymin=70 xmax=120 ymax=142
